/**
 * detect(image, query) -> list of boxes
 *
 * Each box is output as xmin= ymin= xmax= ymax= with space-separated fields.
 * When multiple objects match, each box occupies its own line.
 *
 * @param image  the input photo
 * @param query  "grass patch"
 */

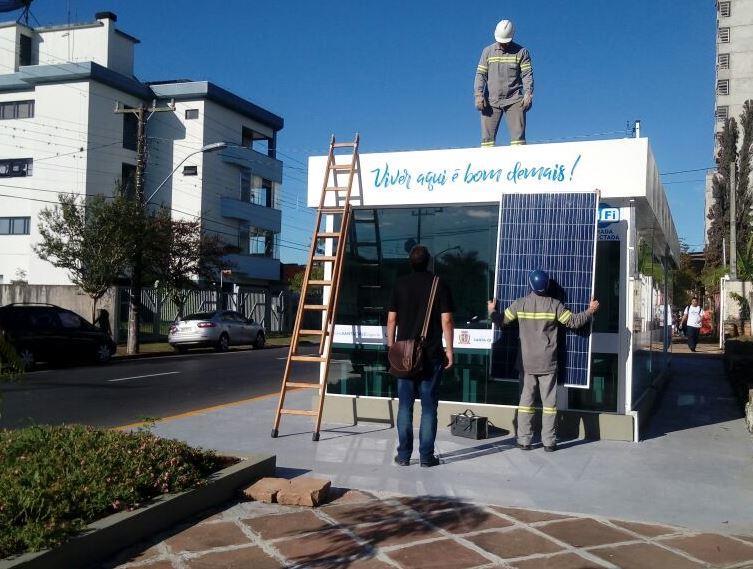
xmin=0 ymin=425 xmax=232 ymax=559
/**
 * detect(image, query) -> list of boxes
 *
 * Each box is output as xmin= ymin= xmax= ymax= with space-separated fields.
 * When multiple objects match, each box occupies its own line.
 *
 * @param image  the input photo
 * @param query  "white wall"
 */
xmin=37 ymin=24 xmax=109 ymax=70
xmin=0 ymin=25 xmax=20 ymax=73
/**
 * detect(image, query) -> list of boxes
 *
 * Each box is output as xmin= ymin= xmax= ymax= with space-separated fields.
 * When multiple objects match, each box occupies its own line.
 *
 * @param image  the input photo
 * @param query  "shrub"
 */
xmin=0 ymin=425 xmax=230 ymax=558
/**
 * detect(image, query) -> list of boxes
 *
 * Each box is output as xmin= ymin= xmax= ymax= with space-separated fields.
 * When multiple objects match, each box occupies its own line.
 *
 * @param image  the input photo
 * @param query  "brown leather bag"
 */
xmin=388 ymin=276 xmax=439 ymax=378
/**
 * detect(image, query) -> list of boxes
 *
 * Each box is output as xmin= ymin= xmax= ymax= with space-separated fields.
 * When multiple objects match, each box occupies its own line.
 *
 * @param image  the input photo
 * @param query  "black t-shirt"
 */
xmin=388 ymin=270 xmax=455 ymax=359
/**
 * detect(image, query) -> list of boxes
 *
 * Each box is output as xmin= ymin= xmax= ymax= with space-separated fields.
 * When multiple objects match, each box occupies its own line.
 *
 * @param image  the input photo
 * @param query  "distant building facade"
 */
xmin=704 ymin=0 xmax=753 ymax=242
xmin=0 ymin=11 xmax=284 ymax=290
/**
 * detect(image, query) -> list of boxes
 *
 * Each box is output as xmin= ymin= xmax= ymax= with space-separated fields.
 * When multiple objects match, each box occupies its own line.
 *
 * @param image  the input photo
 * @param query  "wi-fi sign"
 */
xmin=598 ymin=204 xmax=620 ymax=228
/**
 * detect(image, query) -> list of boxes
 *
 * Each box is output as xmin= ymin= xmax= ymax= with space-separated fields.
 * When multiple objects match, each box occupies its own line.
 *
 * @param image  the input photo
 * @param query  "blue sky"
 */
xmin=31 ymin=0 xmax=715 ymax=262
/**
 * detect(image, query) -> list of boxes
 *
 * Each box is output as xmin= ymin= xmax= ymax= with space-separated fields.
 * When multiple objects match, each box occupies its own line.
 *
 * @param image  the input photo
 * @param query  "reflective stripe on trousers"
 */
xmin=481 ymin=99 xmax=526 ymax=146
xmin=517 ymin=372 xmax=557 ymax=446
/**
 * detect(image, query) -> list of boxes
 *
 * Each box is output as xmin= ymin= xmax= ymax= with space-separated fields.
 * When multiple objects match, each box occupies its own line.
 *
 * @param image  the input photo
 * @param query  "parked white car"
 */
xmin=168 ymin=310 xmax=265 ymax=352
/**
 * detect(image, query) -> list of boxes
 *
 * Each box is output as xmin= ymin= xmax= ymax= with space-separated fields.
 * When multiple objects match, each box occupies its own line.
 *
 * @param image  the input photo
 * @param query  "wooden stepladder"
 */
xmin=271 ymin=134 xmax=361 ymax=441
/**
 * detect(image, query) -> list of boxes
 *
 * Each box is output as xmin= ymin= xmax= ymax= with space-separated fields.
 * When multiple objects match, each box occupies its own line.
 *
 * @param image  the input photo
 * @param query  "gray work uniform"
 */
xmin=491 ymin=293 xmax=591 ymax=446
xmin=474 ymin=41 xmax=533 ymax=146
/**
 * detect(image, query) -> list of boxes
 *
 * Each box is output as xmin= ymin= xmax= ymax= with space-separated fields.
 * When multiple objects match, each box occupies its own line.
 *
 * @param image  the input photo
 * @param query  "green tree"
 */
xmin=672 ymin=241 xmax=701 ymax=308
xmin=148 ymin=211 xmax=231 ymax=318
xmin=35 ymin=193 xmax=140 ymax=322
xmin=707 ymin=118 xmax=739 ymax=268
xmin=288 ymin=266 xmax=324 ymax=293
xmin=737 ymin=100 xmax=753 ymax=250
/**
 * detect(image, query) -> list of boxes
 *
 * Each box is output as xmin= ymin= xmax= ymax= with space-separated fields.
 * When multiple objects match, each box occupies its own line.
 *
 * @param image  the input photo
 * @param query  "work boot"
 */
xmin=394 ymin=455 xmax=410 ymax=466
xmin=517 ymin=443 xmax=532 ymax=451
xmin=544 ymin=444 xmax=557 ymax=453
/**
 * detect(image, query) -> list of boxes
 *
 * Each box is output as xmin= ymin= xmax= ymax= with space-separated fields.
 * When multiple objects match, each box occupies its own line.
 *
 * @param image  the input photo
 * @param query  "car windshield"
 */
xmin=181 ymin=312 xmax=216 ymax=321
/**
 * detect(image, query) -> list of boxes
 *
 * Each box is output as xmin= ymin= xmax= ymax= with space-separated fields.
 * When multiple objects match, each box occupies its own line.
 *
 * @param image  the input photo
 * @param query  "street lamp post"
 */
xmin=146 ymin=141 xmax=228 ymax=204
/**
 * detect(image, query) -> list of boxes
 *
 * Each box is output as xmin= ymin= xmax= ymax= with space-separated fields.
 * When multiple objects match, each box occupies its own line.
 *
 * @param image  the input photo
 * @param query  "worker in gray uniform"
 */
xmin=487 ymin=270 xmax=598 ymax=451
xmin=474 ymin=19 xmax=533 ymax=147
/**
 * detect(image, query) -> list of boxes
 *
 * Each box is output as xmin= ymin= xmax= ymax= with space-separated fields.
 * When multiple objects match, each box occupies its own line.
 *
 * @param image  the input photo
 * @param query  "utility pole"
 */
xmin=115 ymin=99 xmax=175 ymax=354
xmin=730 ymin=160 xmax=737 ymax=279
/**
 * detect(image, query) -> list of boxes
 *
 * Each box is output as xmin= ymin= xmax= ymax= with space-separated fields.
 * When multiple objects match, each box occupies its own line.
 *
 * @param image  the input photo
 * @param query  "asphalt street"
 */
xmin=0 ymin=345 xmax=319 ymax=429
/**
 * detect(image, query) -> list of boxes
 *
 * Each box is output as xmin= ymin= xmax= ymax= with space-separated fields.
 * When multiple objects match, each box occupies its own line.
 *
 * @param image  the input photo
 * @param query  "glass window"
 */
xmin=183 ymin=165 xmax=198 ymax=176
xmin=0 ymin=217 xmax=30 ymax=235
xmin=58 ymin=311 xmax=83 ymax=329
xmin=121 ymin=163 xmax=136 ymax=197
xmin=593 ymin=241 xmax=620 ymax=333
xmin=18 ymin=34 xmax=32 ymax=66
xmin=0 ymin=218 xmax=9 ymax=234
xmin=16 ymin=100 xmax=33 ymax=119
xmin=718 ymin=53 xmax=730 ymax=69
xmin=185 ymin=109 xmax=199 ymax=120
xmin=122 ymin=110 xmax=138 ymax=151
xmin=0 ymin=158 xmax=32 ymax=177
xmin=568 ymin=353 xmax=618 ymax=412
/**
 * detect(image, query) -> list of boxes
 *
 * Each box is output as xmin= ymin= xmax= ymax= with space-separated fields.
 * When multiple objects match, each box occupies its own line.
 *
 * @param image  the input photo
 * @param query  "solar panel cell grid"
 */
xmin=492 ymin=191 xmax=598 ymax=388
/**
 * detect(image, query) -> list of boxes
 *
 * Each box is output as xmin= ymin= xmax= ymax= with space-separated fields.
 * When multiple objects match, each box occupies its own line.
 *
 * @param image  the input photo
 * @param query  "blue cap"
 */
xmin=529 ymin=270 xmax=549 ymax=295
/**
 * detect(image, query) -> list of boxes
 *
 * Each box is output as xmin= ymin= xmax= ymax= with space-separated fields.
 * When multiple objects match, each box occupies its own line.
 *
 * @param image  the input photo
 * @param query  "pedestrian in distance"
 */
xmin=487 ymin=270 xmax=599 ymax=452
xmin=387 ymin=245 xmax=455 ymax=468
xmin=474 ymin=19 xmax=534 ymax=147
xmin=682 ymin=297 xmax=704 ymax=352
xmin=94 ymin=308 xmax=112 ymax=338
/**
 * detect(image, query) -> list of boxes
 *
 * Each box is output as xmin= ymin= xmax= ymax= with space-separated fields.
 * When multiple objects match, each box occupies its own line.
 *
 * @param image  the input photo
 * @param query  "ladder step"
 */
xmin=299 ymin=329 xmax=327 ymax=335
xmin=331 ymin=163 xmax=354 ymax=171
xmin=320 ymin=207 xmax=346 ymax=214
xmin=280 ymin=409 xmax=318 ymax=416
xmin=290 ymin=355 xmax=327 ymax=362
xmin=313 ymin=255 xmax=337 ymax=262
xmin=332 ymin=142 xmax=356 ymax=148
xmin=308 ymin=279 xmax=333 ymax=286
xmin=324 ymin=186 xmax=348 ymax=192
xmin=303 ymin=304 xmax=328 ymax=311
xmin=286 ymin=382 xmax=321 ymax=389
xmin=316 ymin=231 xmax=341 ymax=238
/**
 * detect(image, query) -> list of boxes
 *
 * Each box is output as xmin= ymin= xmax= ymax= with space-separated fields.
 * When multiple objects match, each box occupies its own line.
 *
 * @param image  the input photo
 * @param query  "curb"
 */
xmin=0 ymin=453 xmax=276 ymax=569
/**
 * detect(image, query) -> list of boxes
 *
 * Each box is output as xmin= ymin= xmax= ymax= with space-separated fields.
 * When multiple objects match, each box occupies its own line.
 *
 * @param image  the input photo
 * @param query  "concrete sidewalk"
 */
xmin=137 ymin=353 xmax=752 ymax=537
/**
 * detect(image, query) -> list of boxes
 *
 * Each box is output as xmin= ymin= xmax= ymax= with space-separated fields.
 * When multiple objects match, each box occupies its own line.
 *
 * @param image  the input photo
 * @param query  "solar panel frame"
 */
xmin=491 ymin=190 xmax=599 ymax=389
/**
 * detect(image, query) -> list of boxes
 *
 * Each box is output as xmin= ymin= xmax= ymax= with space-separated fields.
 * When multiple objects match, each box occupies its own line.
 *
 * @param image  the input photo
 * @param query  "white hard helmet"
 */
xmin=494 ymin=19 xmax=514 ymax=43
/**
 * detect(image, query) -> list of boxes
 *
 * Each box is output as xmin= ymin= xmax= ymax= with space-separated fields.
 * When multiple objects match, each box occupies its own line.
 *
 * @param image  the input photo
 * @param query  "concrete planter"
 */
xmin=0 ymin=453 xmax=275 ymax=569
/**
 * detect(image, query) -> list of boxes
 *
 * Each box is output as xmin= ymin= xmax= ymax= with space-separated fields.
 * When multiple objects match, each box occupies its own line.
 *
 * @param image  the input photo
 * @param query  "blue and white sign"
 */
xmin=598 ymin=204 xmax=620 ymax=227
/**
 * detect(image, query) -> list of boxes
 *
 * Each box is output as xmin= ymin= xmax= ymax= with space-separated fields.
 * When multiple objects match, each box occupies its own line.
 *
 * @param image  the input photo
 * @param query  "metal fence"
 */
xmin=116 ymin=286 xmax=289 ymax=342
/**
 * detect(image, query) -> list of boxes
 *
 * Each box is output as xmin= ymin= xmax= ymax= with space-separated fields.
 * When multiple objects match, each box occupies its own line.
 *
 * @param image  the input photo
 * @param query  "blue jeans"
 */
xmin=396 ymin=361 xmax=443 ymax=462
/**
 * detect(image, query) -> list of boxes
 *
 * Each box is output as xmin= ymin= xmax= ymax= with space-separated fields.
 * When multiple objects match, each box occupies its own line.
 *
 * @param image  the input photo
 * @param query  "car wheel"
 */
xmin=18 ymin=347 xmax=35 ymax=370
xmin=253 ymin=332 xmax=266 ymax=349
xmin=215 ymin=333 xmax=229 ymax=352
xmin=94 ymin=343 xmax=112 ymax=364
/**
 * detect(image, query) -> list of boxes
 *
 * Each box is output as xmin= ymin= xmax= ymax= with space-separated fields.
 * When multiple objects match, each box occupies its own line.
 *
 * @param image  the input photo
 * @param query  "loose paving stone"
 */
xmin=591 ymin=543 xmax=706 ymax=569
xmin=466 ymin=527 xmax=563 ymax=559
xmin=165 ymin=521 xmax=251 ymax=553
xmin=537 ymin=518 xmax=634 ymax=548
xmin=661 ymin=533 xmax=753 ymax=566
xmin=242 ymin=510 xmax=333 ymax=540
xmin=386 ymin=538 xmax=490 ymax=569
xmin=329 ymin=488 xmax=378 ymax=505
xmin=510 ymin=552 xmax=607 ymax=568
xmin=243 ymin=477 xmax=290 ymax=503
xmin=273 ymin=528 xmax=367 ymax=565
xmin=491 ymin=506 xmax=573 ymax=524
xmin=425 ymin=507 xmax=514 ymax=534
xmin=184 ymin=546 xmax=282 ymax=569
xmin=321 ymin=501 xmax=407 ymax=526
xmin=609 ymin=519 xmax=679 ymax=538
xmin=350 ymin=518 xmax=441 ymax=547
xmin=277 ymin=476 xmax=331 ymax=507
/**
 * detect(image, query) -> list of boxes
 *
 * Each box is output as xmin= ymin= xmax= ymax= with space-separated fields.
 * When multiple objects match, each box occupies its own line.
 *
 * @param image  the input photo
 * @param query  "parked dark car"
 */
xmin=0 ymin=304 xmax=116 ymax=369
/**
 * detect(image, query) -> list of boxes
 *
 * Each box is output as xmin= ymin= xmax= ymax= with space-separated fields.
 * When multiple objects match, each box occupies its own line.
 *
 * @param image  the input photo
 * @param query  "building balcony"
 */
xmin=225 ymin=253 xmax=280 ymax=282
xmin=220 ymin=197 xmax=281 ymax=233
xmin=219 ymin=146 xmax=282 ymax=184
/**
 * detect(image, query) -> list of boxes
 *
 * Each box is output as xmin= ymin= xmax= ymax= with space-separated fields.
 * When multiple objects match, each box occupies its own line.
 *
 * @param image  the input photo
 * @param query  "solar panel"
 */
xmin=492 ymin=191 xmax=599 ymax=388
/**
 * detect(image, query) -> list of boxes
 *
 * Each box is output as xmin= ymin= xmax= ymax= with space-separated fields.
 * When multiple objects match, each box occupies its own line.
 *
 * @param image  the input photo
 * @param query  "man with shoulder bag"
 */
xmin=387 ymin=245 xmax=455 ymax=468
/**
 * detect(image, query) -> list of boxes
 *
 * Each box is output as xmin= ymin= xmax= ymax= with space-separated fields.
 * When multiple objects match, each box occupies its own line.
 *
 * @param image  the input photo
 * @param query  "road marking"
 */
xmin=113 ymin=389 xmax=299 ymax=431
xmin=108 ymin=371 xmax=180 ymax=383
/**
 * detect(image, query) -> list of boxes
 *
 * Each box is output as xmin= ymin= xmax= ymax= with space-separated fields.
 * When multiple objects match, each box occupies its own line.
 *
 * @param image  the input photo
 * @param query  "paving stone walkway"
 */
xmin=106 ymin=490 xmax=753 ymax=569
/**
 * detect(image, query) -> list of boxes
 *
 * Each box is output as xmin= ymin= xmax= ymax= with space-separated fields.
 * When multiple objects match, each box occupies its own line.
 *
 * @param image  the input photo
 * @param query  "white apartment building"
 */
xmin=0 ymin=11 xmax=284 ymax=289
xmin=705 ymin=0 xmax=753 ymax=240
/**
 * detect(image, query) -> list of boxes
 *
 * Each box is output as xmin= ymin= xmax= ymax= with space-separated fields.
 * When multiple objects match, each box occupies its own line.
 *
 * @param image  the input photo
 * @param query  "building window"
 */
xmin=183 ymin=165 xmax=198 ymax=176
xmin=0 ymin=100 xmax=34 ymax=120
xmin=121 ymin=163 xmax=136 ymax=197
xmin=122 ymin=110 xmax=138 ymax=151
xmin=716 ymin=106 xmax=729 ymax=121
xmin=719 ymin=27 xmax=730 ymax=42
xmin=249 ymin=229 xmax=276 ymax=257
xmin=717 ymin=79 xmax=730 ymax=95
xmin=0 ymin=216 xmax=31 ymax=235
xmin=718 ymin=53 xmax=730 ymax=69
xmin=719 ymin=1 xmax=731 ymax=17
xmin=18 ymin=34 xmax=32 ymax=67
xmin=185 ymin=109 xmax=199 ymax=120
xmin=0 ymin=158 xmax=32 ymax=177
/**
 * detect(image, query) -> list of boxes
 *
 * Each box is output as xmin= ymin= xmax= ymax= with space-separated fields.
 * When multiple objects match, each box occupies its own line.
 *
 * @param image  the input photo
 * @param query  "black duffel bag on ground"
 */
xmin=448 ymin=409 xmax=489 ymax=440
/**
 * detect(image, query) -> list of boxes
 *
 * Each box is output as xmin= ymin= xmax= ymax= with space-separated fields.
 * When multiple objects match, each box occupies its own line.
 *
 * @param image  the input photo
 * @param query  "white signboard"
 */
xmin=333 ymin=325 xmax=493 ymax=351
xmin=309 ymin=138 xmax=649 ymax=207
